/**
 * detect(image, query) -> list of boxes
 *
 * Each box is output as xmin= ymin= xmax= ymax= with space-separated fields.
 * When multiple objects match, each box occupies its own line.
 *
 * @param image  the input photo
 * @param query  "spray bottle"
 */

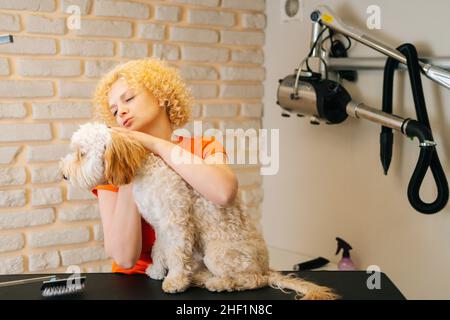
xmin=335 ymin=237 xmax=356 ymax=270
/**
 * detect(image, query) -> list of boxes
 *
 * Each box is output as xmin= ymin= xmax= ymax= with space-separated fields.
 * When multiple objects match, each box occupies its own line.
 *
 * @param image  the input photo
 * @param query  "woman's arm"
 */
xmin=153 ymin=139 xmax=238 ymax=206
xmin=97 ymin=183 xmax=142 ymax=269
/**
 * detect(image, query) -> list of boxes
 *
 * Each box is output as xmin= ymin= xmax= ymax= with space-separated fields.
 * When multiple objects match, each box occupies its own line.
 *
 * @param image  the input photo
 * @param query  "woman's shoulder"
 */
xmin=91 ymin=184 xmax=119 ymax=197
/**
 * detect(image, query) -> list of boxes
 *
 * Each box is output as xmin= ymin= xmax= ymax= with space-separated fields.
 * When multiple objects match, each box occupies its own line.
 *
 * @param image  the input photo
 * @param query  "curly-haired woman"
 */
xmin=91 ymin=58 xmax=238 ymax=274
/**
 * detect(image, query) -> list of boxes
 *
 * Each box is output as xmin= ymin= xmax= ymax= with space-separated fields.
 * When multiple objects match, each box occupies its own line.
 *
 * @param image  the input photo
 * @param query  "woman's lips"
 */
xmin=123 ymin=118 xmax=133 ymax=127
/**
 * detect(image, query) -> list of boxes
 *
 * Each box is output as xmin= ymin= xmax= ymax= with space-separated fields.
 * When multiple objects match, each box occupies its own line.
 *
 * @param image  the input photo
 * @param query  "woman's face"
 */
xmin=108 ymin=77 xmax=162 ymax=131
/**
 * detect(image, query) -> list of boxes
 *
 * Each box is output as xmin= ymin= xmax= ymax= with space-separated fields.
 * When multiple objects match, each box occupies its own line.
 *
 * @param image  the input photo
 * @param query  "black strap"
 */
xmin=381 ymin=43 xmax=448 ymax=214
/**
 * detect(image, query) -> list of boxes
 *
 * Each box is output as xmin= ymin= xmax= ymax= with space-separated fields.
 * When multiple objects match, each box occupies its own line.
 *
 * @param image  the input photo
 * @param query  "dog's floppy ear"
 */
xmin=104 ymin=131 xmax=148 ymax=186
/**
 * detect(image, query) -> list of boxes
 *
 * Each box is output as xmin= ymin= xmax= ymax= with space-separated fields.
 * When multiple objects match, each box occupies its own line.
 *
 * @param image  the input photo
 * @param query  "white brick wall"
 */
xmin=0 ymin=0 xmax=266 ymax=274
xmin=0 ymin=208 xmax=55 ymax=230
xmin=0 ymin=167 xmax=27 ymax=186
xmin=0 ymin=102 xmax=19 ymax=116
xmin=28 ymin=226 xmax=90 ymax=248
xmin=29 ymin=251 xmax=60 ymax=271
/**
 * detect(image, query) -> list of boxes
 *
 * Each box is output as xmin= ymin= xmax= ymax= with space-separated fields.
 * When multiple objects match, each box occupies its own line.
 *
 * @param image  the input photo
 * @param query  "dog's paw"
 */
xmin=145 ymin=264 xmax=166 ymax=280
xmin=205 ymin=277 xmax=231 ymax=292
xmin=162 ymin=275 xmax=190 ymax=293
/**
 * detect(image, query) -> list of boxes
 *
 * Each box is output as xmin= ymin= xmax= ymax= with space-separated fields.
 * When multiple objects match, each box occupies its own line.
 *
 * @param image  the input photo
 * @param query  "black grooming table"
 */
xmin=0 ymin=271 xmax=405 ymax=300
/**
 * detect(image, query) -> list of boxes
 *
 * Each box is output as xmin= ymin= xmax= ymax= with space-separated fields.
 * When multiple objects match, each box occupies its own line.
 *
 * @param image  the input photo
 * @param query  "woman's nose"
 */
xmin=117 ymin=105 xmax=128 ymax=117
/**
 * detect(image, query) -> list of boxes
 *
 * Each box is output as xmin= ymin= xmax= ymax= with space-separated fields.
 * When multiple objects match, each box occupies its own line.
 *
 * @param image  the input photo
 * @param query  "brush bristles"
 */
xmin=41 ymin=283 xmax=85 ymax=297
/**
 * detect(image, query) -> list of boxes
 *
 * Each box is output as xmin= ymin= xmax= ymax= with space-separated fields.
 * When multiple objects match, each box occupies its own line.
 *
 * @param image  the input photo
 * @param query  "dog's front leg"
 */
xmin=145 ymin=236 xmax=167 ymax=280
xmin=161 ymin=223 xmax=194 ymax=293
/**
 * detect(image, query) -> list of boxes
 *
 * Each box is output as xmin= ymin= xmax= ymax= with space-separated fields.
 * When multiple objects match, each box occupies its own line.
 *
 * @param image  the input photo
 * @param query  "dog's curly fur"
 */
xmin=60 ymin=122 xmax=338 ymax=300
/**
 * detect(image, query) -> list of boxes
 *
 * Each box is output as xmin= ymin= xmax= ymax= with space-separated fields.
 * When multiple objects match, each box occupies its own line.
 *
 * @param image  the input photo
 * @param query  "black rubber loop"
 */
xmin=382 ymin=43 xmax=448 ymax=214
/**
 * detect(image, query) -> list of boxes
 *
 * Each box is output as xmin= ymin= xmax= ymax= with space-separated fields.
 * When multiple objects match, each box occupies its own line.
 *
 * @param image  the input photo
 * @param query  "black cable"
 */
xmin=381 ymin=43 xmax=448 ymax=214
xmin=305 ymin=27 xmax=329 ymax=72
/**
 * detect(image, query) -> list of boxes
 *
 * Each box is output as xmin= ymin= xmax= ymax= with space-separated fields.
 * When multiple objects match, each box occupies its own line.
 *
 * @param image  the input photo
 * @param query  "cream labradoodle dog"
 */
xmin=60 ymin=122 xmax=337 ymax=300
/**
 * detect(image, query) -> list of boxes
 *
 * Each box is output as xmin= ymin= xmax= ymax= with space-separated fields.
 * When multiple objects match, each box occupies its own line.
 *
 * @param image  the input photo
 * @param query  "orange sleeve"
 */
xmin=202 ymin=137 xmax=227 ymax=159
xmin=91 ymin=184 xmax=119 ymax=197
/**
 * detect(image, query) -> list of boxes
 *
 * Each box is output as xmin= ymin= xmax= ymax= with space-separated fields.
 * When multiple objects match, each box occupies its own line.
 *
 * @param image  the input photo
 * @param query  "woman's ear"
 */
xmin=104 ymin=131 xmax=148 ymax=186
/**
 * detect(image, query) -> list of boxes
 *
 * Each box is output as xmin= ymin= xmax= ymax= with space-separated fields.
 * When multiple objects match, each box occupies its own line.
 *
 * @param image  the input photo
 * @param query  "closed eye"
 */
xmin=126 ymin=96 xmax=135 ymax=102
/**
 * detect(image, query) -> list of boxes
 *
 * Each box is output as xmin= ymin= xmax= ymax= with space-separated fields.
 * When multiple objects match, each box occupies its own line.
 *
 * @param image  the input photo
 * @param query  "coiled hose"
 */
xmin=382 ymin=43 xmax=448 ymax=214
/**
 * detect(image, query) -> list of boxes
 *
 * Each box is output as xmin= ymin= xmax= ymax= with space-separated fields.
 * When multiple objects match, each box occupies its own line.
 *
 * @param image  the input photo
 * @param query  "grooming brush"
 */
xmin=0 ymin=275 xmax=57 ymax=288
xmin=41 ymin=276 xmax=86 ymax=297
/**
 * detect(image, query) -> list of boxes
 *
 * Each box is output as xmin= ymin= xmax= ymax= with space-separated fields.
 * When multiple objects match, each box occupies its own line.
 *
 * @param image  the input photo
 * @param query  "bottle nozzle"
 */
xmin=336 ymin=237 xmax=352 ymax=258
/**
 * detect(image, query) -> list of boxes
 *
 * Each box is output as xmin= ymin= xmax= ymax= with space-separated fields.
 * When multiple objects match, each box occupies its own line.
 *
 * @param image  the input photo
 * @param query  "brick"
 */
xmin=172 ymin=0 xmax=219 ymax=6
xmin=152 ymin=44 xmax=179 ymax=60
xmin=191 ymin=103 xmax=202 ymax=118
xmin=0 ymin=103 xmax=27 ymax=119
xmin=0 ymin=167 xmax=26 ymax=186
xmin=29 ymin=226 xmax=90 ymax=248
xmin=0 ymin=0 xmax=55 ymax=12
xmin=59 ymin=204 xmax=100 ymax=221
xmin=0 ymin=146 xmax=21 ymax=164
xmin=26 ymin=15 xmax=65 ymax=34
xmin=27 ymin=144 xmax=70 ymax=163
xmin=67 ymin=185 xmax=96 ymax=201
xmin=18 ymin=59 xmax=81 ymax=77
xmin=31 ymin=187 xmax=62 ymax=206
xmin=120 ymin=42 xmax=148 ymax=58
xmin=179 ymin=65 xmax=218 ymax=80
xmin=189 ymin=84 xmax=218 ymax=99
xmin=235 ymin=170 xmax=262 ymax=186
xmin=60 ymin=245 xmax=108 ymax=266
xmin=94 ymin=0 xmax=149 ymax=19
xmin=0 ymin=190 xmax=26 ymax=208
xmin=30 ymin=164 xmax=62 ymax=183
xmin=59 ymin=81 xmax=97 ymax=99
xmin=187 ymin=10 xmax=234 ymax=26
xmin=0 ymin=256 xmax=24 ymax=274
xmin=239 ymin=187 xmax=263 ymax=206
xmin=155 ymin=5 xmax=180 ymax=21
xmin=231 ymin=49 xmax=264 ymax=64
xmin=32 ymin=102 xmax=92 ymax=119
xmin=221 ymin=0 xmax=265 ymax=11
xmin=241 ymin=13 xmax=266 ymax=29
xmin=0 ymin=208 xmax=55 ymax=230
xmin=137 ymin=23 xmax=165 ymax=40
xmin=241 ymin=103 xmax=262 ymax=118
xmin=93 ymin=224 xmax=103 ymax=241
xmin=61 ymin=39 xmax=114 ymax=57
xmin=181 ymin=46 xmax=228 ymax=62
xmin=203 ymin=104 xmax=238 ymax=118
xmin=221 ymin=31 xmax=264 ymax=45
xmin=0 ymin=13 xmax=20 ymax=31
xmin=75 ymin=19 xmax=131 ymax=38
xmin=221 ymin=66 xmax=265 ymax=81
xmin=85 ymin=60 xmax=118 ymax=78
xmin=0 ymin=124 xmax=52 ymax=142
xmin=61 ymin=0 xmax=92 ymax=15
xmin=57 ymin=122 xmax=84 ymax=140
xmin=0 ymin=58 xmax=9 ymax=75
xmin=220 ymin=84 xmax=263 ymax=99
xmin=0 ymin=80 xmax=53 ymax=98
xmin=0 ymin=233 xmax=24 ymax=253
xmin=182 ymin=120 xmax=216 ymax=135
xmin=0 ymin=36 xmax=56 ymax=55
xmin=170 ymin=27 xmax=218 ymax=43
xmin=219 ymin=119 xmax=261 ymax=131
xmin=29 ymin=251 xmax=60 ymax=271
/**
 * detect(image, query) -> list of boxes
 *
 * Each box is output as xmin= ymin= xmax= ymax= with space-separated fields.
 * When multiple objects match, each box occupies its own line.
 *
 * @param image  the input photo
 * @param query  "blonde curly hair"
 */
xmin=93 ymin=58 xmax=192 ymax=130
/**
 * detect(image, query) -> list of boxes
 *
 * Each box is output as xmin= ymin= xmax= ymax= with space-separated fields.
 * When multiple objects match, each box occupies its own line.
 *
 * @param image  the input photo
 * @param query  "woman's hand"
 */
xmin=111 ymin=127 xmax=160 ymax=153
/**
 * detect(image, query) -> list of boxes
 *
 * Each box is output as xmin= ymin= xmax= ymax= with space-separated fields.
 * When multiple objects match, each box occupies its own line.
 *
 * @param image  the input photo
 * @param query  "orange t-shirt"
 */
xmin=91 ymin=135 xmax=227 ymax=275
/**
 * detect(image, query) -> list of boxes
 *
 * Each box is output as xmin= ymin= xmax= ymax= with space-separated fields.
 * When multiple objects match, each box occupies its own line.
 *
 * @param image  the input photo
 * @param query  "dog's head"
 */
xmin=60 ymin=122 xmax=148 ymax=190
